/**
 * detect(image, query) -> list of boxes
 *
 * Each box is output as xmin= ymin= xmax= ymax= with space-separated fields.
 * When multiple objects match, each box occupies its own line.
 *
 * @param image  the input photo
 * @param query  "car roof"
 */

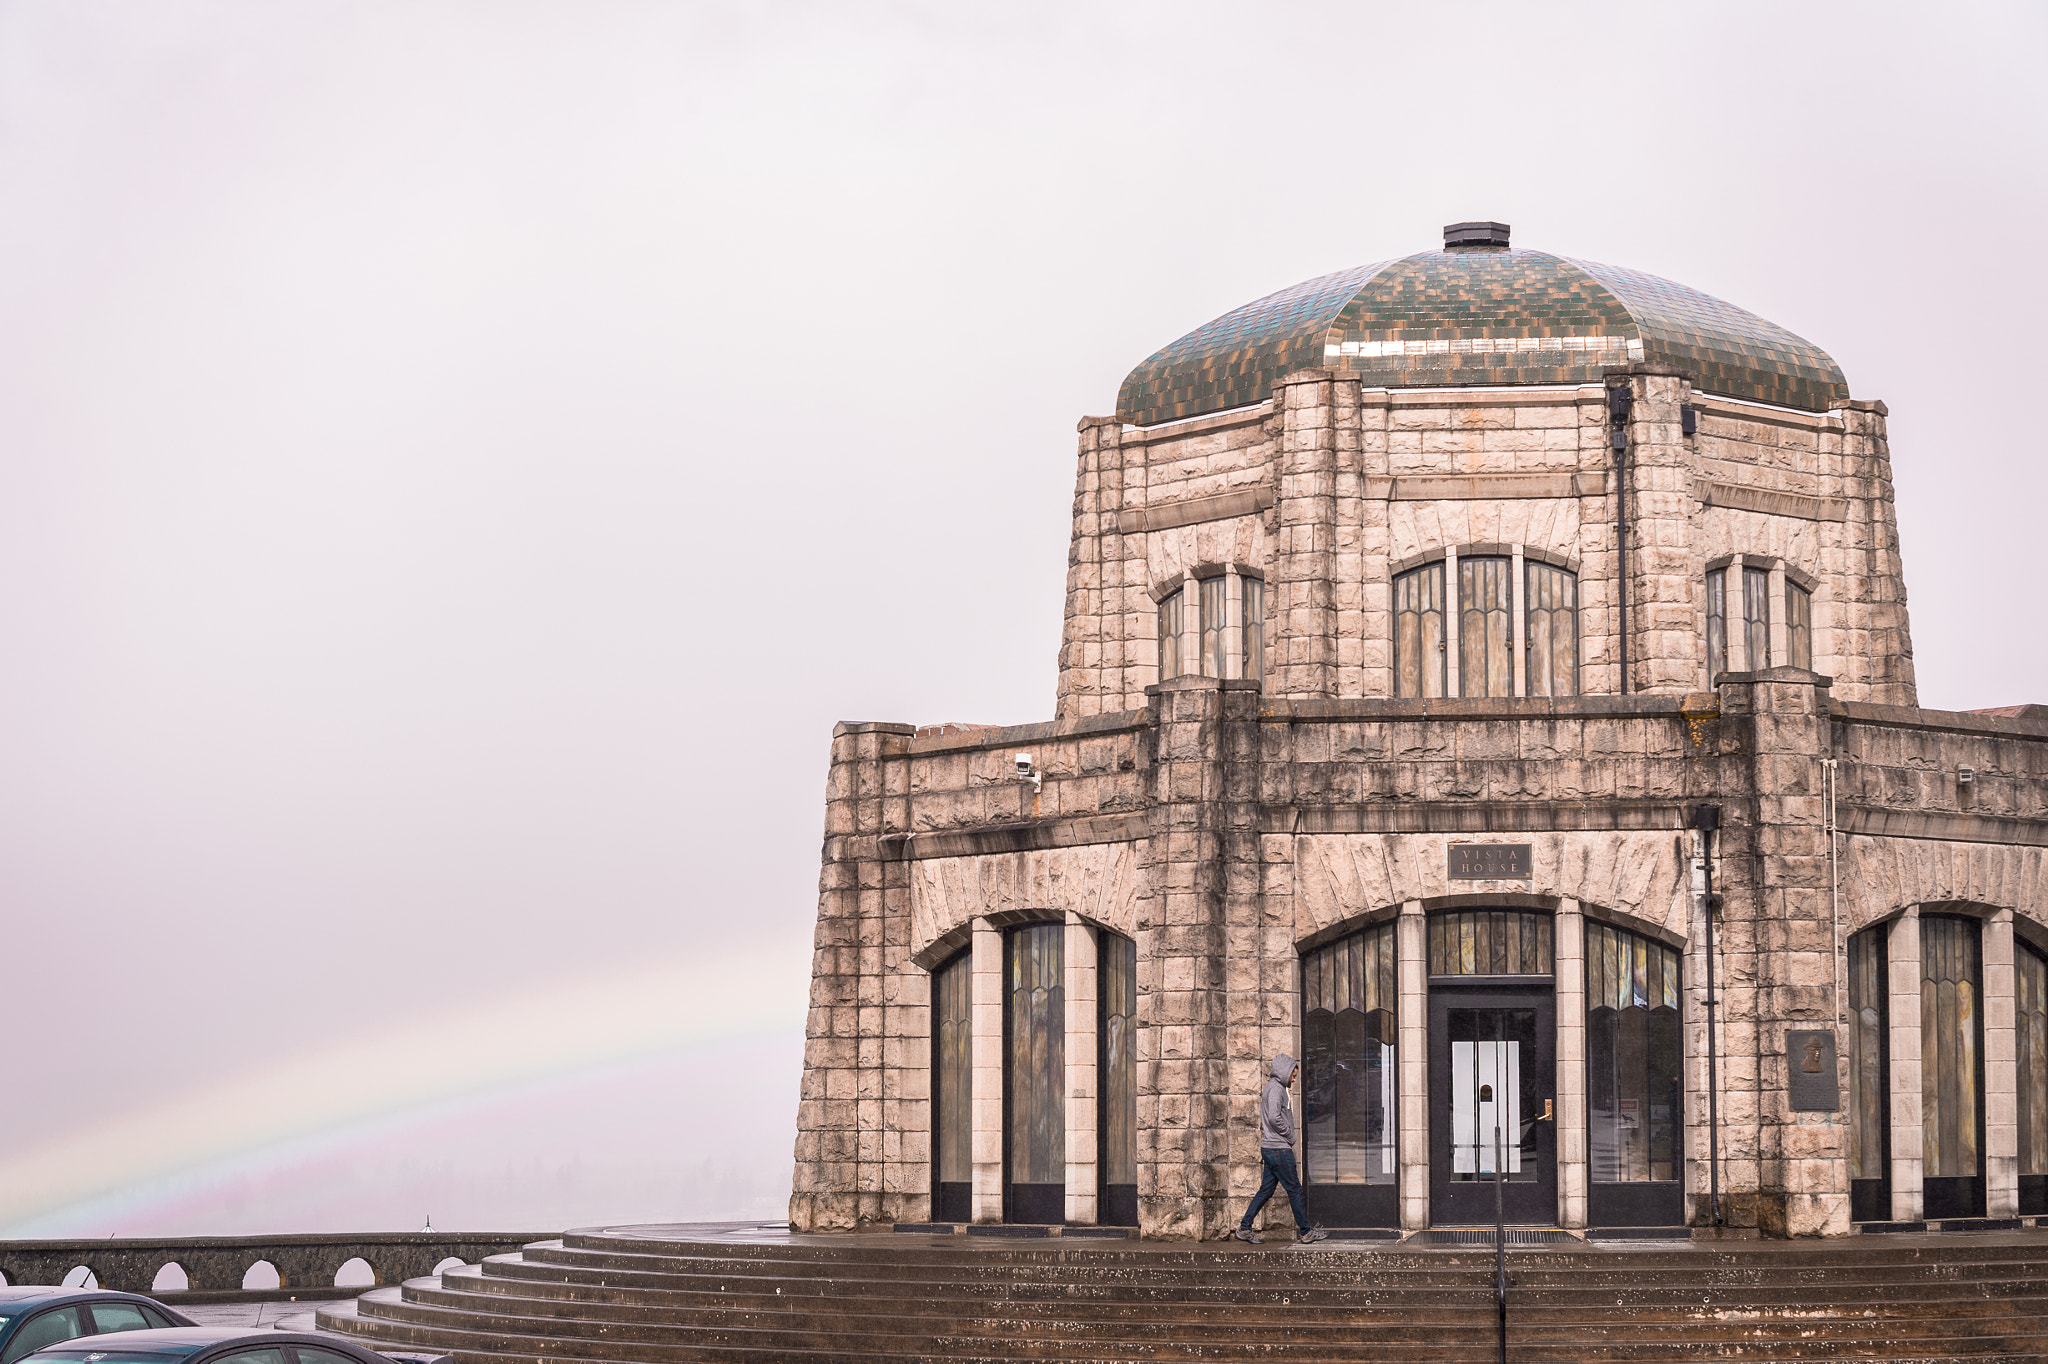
xmin=0 ymin=1291 xmax=165 ymax=1310
xmin=31 ymin=1331 xmax=375 ymax=1358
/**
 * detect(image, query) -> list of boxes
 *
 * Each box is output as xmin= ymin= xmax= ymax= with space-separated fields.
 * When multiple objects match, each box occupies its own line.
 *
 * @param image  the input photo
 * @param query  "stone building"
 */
xmin=790 ymin=223 xmax=2048 ymax=1240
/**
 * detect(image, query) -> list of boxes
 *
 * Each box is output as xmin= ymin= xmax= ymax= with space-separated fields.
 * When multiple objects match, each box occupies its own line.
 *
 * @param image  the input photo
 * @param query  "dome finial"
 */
xmin=1444 ymin=221 xmax=1510 ymax=249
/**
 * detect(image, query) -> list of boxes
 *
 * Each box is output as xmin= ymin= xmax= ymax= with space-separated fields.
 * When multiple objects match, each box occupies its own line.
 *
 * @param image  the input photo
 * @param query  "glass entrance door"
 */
xmin=1430 ymin=988 xmax=1556 ymax=1225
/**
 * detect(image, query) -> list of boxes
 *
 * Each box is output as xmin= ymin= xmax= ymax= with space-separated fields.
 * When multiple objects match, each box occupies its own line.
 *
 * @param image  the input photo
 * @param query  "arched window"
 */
xmin=1395 ymin=562 xmax=1447 ymax=698
xmin=1741 ymin=565 xmax=1770 ymax=672
xmin=930 ymin=949 xmax=972 ymax=1223
xmin=1098 ymin=931 xmax=1137 ymax=1227
xmin=1585 ymin=921 xmax=1682 ymax=1225
xmin=1157 ymin=572 xmax=1263 ymax=683
xmin=2018 ymin=937 xmax=2047 ymax=1217
xmin=1920 ymin=914 xmax=1984 ymax=1219
xmin=1301 ymin=923 xmax=1397 ymax=1227
xmin=1847 ymin=925 xmax=1891 ymax=1221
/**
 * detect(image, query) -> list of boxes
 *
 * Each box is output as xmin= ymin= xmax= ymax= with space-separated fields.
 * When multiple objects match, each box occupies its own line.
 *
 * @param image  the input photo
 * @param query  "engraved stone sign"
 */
xmin=1447 ymin=843 xmax=1533 ymax=880
xmin=1787 ymin=1030 xmax=1839 ymax=1111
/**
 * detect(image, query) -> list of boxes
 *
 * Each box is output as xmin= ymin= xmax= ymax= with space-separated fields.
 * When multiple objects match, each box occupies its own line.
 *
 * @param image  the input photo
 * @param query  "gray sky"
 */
xmin=3 ymin=1 xmax=2043 ymax=1237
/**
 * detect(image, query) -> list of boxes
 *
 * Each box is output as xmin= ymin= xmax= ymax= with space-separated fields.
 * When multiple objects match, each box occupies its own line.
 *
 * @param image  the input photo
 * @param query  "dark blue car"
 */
xmin=0 ymin=1290 xmax=195 ymax=1364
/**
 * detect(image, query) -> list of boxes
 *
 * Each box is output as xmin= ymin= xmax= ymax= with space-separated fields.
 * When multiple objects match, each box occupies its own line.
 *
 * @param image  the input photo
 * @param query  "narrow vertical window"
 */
xmin=1005 ymin=924 xmax=1064 ymax=1222
xmin=1458 ymin=556 xmax=1513 ymax=697
xmin=1157 ymin=588 xmax=1184 ymax=682
xmin=1524 ymin=562 xmax=1578 ymax=697
xmin=1241 ymin=576 xmax=1264 ymax=684
xmin=1098 ymin=932 xmax=1138 ymax=1226
xmin=1200 ymin=576 xmax=1228 ymax=679
xmin=932 ymin=951 xmax=973 ymax=1223
xmin=1302 ymin=925 xmax=1398 ymax=1186
xmin=1787 ymin=581 xmax=1813 ymax=671
xmin=1921 ymin=915 xmax=1984 ymax=1218
xmin=1394 ymin=563 xmax=1446 ymax=699
xmin=2016 ymin=940 xmax=2047 ymax=1214
xmin=1585 ymin=922 xmax=1682 ymax=1185
xmin=1847 ymin=927 xmax=1890 ymax=1220
xmin=1742 ymin=565 xmax=1770 ymax=669
xmin=1705 ymin=567 xmax=1727 ymax=681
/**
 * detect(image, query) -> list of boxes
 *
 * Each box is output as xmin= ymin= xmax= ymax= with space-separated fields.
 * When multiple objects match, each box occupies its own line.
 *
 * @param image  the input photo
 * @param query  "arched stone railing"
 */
xmin=0 ymin=1233 xmax=552 ymax=1295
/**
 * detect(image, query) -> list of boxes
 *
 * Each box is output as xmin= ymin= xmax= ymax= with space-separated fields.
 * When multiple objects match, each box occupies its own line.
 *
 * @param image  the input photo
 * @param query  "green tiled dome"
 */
xmin=1115 ymin=242 xmax=1848 ymax=425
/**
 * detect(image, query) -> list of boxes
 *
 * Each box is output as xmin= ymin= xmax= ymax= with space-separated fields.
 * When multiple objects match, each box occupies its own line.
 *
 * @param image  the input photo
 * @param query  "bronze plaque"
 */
xmin=1447 ymin=843 xmax=1532 ymax=880
xmin=1787 ymin=1030 xmax=1839 ymax=1111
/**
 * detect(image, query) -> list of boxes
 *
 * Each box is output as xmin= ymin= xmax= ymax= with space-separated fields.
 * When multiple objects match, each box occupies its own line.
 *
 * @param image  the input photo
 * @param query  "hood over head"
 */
xmin=1270 ymin=1053 xmax=1295 ymax=1083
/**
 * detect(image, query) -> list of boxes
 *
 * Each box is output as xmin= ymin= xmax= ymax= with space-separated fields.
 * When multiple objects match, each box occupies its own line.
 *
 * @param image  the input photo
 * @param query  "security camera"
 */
xmin=1014 ymin=753 xmax=1041 ymax=793
xmin=1014 ymin=753 xmax=1033 ymax=777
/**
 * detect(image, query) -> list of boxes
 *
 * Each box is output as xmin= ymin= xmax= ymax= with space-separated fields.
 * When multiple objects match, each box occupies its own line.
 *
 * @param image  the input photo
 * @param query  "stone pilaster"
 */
xmin=971 ymin=917 xmax=1004 ymax=1222
xmin=1059 ymin=416 xmax=1128 ymax=718
xmin=1065 ymin=913 xmax=1100 ymax=1225
xmin=1270 ymin=371 xmax=1339 ymax=698
xmin=790 ymin=720 xmax=915 ymax=1232
xmin=1357 ymin=389 xmax=1394 ymax=696
xmin=1555 ymin=898 xmax=1588 ymax=1229
xmin=1397 ymin=899 xmax=1429 ymax=1229
xmin=1617 ymin=369 xmax=1698 ymax=693
xmin=1985 ymin=909 xmax=2019 ymax=1218
xmin=1888 ymin=907 xmax=1924 ymax=1222
xmin=1831 ymin=400 xmax=1918 ymax=707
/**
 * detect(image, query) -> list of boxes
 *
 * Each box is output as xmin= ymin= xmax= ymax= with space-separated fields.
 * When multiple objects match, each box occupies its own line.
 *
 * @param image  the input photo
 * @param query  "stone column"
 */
xmin=790 ymin=720 xmax=914 ymax=1232
xmin=1888 ymin=907 xmax=1924 ymax=1223
xmin=1065 ymin=913 xmax=1100 ymax=1225
xmin=1398 ymin=899 xmax=1429 ymax=1230
xmin=1555 ymin=899 xmax=1588 ymax=1229
xmin=1358 ymin=389 xmax=1396 ymax=697
xmin=1270 ymin=370 xmax=1338 ymax=698
xmin=1443 ymin=546 xmax=1462 ymax=697
xmin=972 ymin=917 xmax=1005 ymax=1223
xmin=1832 ymin=400 xmax=1919 ymax=707
xmin=1059 ymin=417 xmax=1130 ymax=719
xmin=1985 ymin=909 xmax=2019 ymax=1219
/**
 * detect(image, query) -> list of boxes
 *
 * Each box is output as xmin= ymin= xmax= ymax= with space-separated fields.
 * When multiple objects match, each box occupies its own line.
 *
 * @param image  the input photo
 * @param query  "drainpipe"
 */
xmin=1608 ymin=383 xmax=1632 ymax=694
xmin=1695 ymin=803 xmax=1723 ymax=1228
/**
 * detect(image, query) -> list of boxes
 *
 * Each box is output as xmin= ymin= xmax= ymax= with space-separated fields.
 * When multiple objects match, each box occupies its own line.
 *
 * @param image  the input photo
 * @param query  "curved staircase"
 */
xmin=316 ymin=1223 xmax=2048 ymax=1363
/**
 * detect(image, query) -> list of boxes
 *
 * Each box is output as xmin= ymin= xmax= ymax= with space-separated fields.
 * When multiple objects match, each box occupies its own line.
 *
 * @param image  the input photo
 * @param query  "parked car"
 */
xmin=0 ymin=1291 xmax=196 ymax=1364
xmin=16 ymin=1330 xmax=443 ymax=1364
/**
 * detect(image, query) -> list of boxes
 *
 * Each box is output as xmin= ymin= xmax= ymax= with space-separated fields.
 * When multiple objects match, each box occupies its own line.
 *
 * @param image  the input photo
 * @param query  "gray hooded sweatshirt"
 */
xmin=1259 ymin=1054 xmax=1298 ymax=1150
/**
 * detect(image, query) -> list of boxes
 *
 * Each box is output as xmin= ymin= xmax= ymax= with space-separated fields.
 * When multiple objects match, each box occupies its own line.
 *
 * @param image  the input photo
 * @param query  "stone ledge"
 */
xmin=904 ymin=708 xmax=1150 ymax=755
xmin=1265 ymin=800 xmax=1690 ymax=836
xmin=1834 ymin=700 xmax=2048 ymax=741
xmin=1116 ymin=484 xmax=1273 ymax=534
xmin=1365 ymin=471 xmax=1607 ymax=501
xmin=1690 ymin=476 xmax=1849 ymax=522
xmin=1261 ymin=694 xmax=1693 ymax=721
xmin=1839 ymin=806 xmax=2048 ymax=847
xmin=881 ymin=812 xmax=1149 ymax=861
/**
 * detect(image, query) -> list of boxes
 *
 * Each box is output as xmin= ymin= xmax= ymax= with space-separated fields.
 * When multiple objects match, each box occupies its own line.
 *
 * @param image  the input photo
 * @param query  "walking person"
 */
xmin=1234 ymin=1053 xmax=1326 ymax=1244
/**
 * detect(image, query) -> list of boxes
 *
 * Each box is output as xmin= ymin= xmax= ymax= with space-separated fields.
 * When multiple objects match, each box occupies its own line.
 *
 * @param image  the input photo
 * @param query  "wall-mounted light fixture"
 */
xmin=1681 ymin=404 xmax=1697 ymax=436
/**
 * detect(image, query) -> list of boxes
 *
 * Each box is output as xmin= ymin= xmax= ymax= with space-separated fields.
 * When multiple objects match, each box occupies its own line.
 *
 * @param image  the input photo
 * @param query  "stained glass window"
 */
xmin=1847 ymin=927 xmax=1888 ymax=1182
xmin=933 ymin=951 xmax=973 ymax=1187
xmin=1241 ymin=576 xmax=1264 ymax=684
xmin=1525 ymin=562 xmax=1578 ymax=697
xmin=1585 ymin=921 xmax=1681 ymax=1183
xmin=2017 ymin=940 xmax=2046 ymax=1179
xmin=1157 ymin=588 xmax=1184 ymax=682
xmin=1920 ymin=915 xmax=1982 ymax=1179
xmin=1427 ymin=910 xmax=1553 ymax=976
xmin=1787 ymin=581 xmax=1813 ymax=672
xmin=1007 ymin=924 xmax=1065 ymax=1188
xmin=1459 ymin=556 xmax=1513 ymax=697
xmin=1394 ymin=563 xmax=1446 ymax=699
xmin=1706 ymin=567 xmax=1728 ymax=682
xmin=1099 ymin=932 xmax=1137 ymax=1189
xmin=1742 ymin=566 xmax=1770 ymax=671
xmin=1301 ymin=924 xmax=1397 ymax=1184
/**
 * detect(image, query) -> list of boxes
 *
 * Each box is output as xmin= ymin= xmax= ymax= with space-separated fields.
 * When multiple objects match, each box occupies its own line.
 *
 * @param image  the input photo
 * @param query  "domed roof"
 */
xmin=1115 ymin=226 xmax=1848 ymax=426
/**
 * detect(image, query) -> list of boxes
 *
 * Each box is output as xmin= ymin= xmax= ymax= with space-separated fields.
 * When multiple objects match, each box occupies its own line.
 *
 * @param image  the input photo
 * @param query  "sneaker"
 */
xmin=1295 ymin=1227 xmax=1329 ymax=1244
xmin=1232 ymin=1227 xmax=1263 ymax=1244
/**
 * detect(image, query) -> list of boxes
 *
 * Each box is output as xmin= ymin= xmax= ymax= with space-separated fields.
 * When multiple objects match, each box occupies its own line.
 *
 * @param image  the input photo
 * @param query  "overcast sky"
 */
xmin=3 ymin=2 xmax=2044 ymax=1239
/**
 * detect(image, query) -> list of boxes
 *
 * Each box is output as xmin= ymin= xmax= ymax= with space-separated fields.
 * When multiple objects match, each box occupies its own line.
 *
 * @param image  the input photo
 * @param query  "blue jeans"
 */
xmin=1241 ymin=1147 xmax=1310 ymax=1233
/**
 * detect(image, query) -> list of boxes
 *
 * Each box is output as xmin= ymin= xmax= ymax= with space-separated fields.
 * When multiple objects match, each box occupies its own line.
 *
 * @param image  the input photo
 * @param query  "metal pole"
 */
xmin=1486 ymin=1085 xmax=1506 ymax=1364
xmin=1696 ymin=804 xmax=1723 ymax=1228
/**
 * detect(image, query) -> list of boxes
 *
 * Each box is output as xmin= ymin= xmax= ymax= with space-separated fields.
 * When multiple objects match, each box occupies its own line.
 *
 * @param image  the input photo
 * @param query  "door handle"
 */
xmin=1538 ymin=1098 xmax=1554 ymax=1123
